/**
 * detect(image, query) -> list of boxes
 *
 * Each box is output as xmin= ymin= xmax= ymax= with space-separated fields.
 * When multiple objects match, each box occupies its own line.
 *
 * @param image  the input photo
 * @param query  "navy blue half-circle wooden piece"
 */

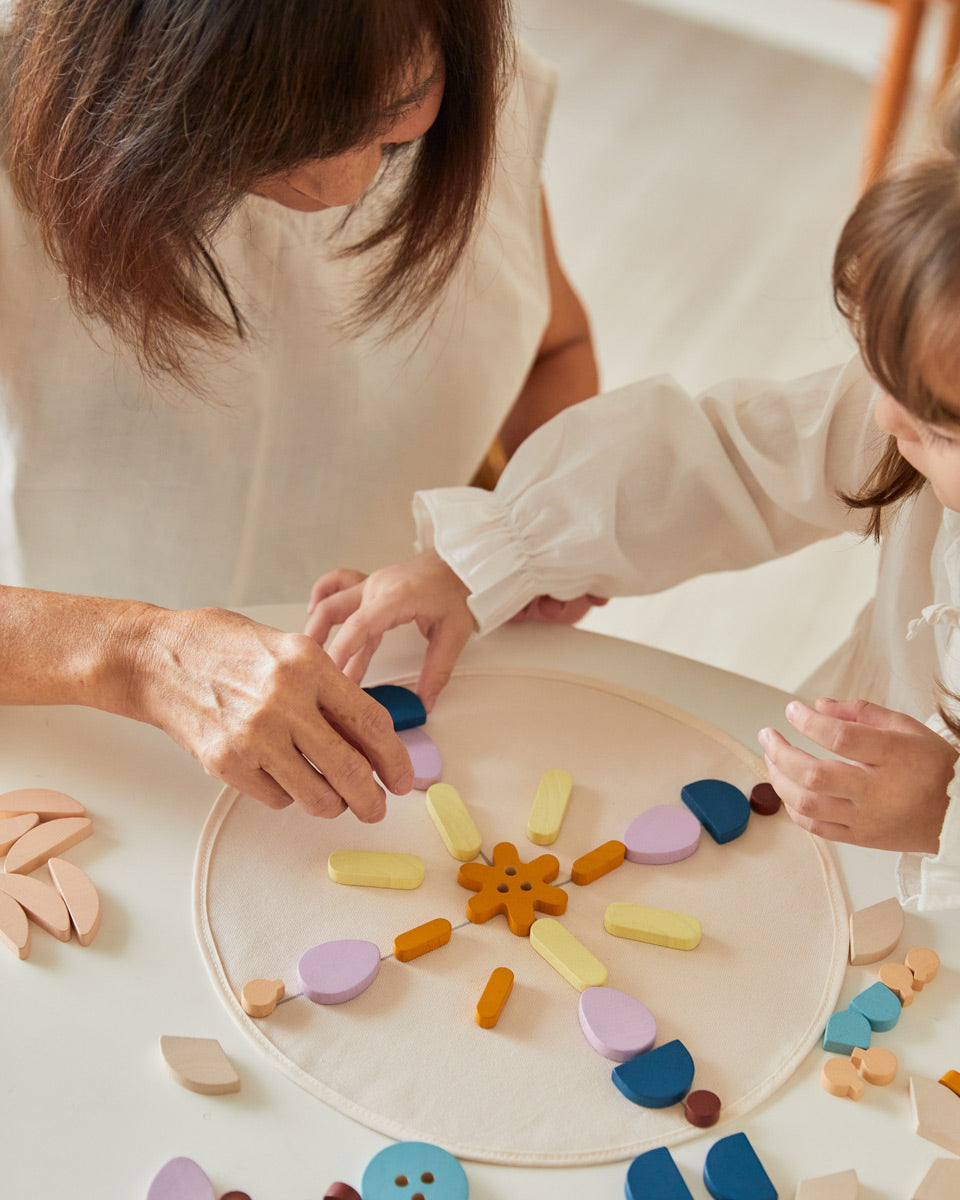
xmin=612 ymin=1038 xmax=695 ymax=1108
xmin=703 ymin=1132 xmax=777 ymax=1200
xmin=625 ymin=1146 xmax=695 ymax=1200
xmin=363 ymin=684 xmax=427 ymax=731
xmin=680 ymin=779 xmax=750 ymax=844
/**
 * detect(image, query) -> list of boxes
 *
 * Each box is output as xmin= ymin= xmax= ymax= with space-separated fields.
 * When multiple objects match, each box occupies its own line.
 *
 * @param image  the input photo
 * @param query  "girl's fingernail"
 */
xmin=785 ymin=700 xmax=803 ymax=721
xmin=758 ymin=727 xmax=771 ymax=745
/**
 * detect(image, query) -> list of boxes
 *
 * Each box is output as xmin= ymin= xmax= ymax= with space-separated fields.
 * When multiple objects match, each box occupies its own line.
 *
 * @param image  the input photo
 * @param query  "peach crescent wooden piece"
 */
xmin=0 ymin=872 xmax=71 ymax=941
xmin=0 ymin=787 xmax=86 ymax=819
xmin=457 ymin=841 xmax=567 ymax=936
xmin=604 ymin=901 xmax=702 ymax=950
xmin=911 ymin=1076 xmax=960 ymax=1155
xmin=852 ymin=1045 xmax=898 ymax=1086
xmin=878 ymin=961 xmax=915 ymax=1006
xmin=46 ymin=857 xmax=100 ymax=946
xmin=794 ymin=1169 xmax=859 ymax=1200
xmin=159 ymin=1035 xmax=241 ymax=1095
xmin=327 ymin=849 xmax=424 ymax=889
xmin=3 ymin=816 xmax=92 ymax=875
xmin=905 ymin=946 xmax=940 ymax=989
xmin=0 ymin=889 xmax=30 ymax=959
xmin=820 ymin=1058 xmax=865 ymax=1101
xmin=529 ymin=916 xmax=607 ymax=991
xmin=0 ymin=813 xmax=39 ymax=855
xmin=939 ymin=1069 xmax=960 ymax=1099
xmin=526 ymin=768 xmax=573 ymax=846
xmin=476 ymin=966 xmax=514 ymax=1029
xmin=913 ymin=1158 xmax=960 ymax=1199
xmin=571 ymin=840 xmax=626 ymax=886
xmin=394 ymin=917 xmax=452 ymax=963
xmin=425 ymin=783 xmax=482 ymax=861
xmin=848 ymin=896 xmax=903 ymax=965
xmin=240 ymin=978 xmax=285 ymax=1018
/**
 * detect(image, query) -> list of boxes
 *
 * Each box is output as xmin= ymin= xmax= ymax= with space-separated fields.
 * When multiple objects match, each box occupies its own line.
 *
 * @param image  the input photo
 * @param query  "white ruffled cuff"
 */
xmin=897 ymin=727 xmax=960 ymax=911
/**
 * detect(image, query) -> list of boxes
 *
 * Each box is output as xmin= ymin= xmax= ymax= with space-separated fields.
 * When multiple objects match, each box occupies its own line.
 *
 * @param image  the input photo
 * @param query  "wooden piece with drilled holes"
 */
xmin=159 ymin=1035 xmax=241 ymax=1095
xmin=394 ymin=917 xmax=452 ymax=962
xmin=46 ymin=857 xmax=100 ymax=946
xmin=852 ymin=1045 xmax=898 ymax=1086
xmin=604 ymin=901 xmax=702 ymax=950
xmin=425 ymin=783 xmax=481 ymax=861
xmin=0 ymin=872 xmax=71 ymax=940
xmin=913 ymin=1158 xmax=960 ymax=1199
xmin=3 ymin=816 xmax=92 ymax=875
xmin=475 ymin=966 xmax=514 ymax=1029
xmin=794 ymin=1169 xmax=859 ymax=1200
xmin=878 ymin=961 xmax=915 ymax=1005
xmin=240 ymin=978 xmax=285 ymax=1017
xmin=911 ymin=1076 xmax=960 ymax=1155
xmin=457 ymin=841 xmax=567 ymax=936
xmin=0 ymin=813 xmax=39 ymax=854
xmin=571 ymin=840 xmax=625 ymax=885
xmin=906 ymin=946 xmax=940 ymax=989
xmin=820 ymin=1058 xmax=865 ymax=1100
xmin=327 ymin=849 xmax=424 ymax=889
xmin=529 ymin=917 xmax=606 ymax=991
xmin=849 ymin=896 xmax=903 ymax=965
xmin=527 ymin=768 xmax=573 ymax=845
xmin=0 ymin=787 xmax=85 ymax=819
xmin=0 ymin=889 xmax=30 ymax=959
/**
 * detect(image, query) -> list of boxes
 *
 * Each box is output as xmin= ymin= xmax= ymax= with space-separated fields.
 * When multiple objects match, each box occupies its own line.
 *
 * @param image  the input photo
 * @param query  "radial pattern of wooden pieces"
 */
xmin=457 ymin=841 xmax=567 ymax=936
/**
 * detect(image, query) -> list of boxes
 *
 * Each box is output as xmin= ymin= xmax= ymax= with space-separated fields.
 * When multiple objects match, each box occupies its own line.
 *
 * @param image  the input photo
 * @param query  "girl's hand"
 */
xmin=758 ymin=697 xmax=958 ymax=852
xmin=305 ymin=551 xmax=476 ymax=712
xmin=508 ymin=594 xmax=609 ymax=625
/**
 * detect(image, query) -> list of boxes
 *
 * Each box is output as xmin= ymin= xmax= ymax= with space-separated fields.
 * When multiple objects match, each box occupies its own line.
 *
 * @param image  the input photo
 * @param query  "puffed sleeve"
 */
xmin=414 ymin=357 xmax=881 ymax=632
xmin=898 ymin=716 xmax=960 ymax=910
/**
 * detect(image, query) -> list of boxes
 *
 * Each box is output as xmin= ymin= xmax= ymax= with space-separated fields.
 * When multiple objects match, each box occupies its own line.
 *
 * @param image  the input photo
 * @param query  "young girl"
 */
xmin=306 ymin=110 xmax=960 ymax=910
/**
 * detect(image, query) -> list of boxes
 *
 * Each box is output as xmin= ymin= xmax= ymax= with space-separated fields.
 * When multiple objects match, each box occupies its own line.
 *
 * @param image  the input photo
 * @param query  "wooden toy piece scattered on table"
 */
xmin=571 ymin=839 xmax=625 ymax=885
xmin=425 ymin=783 xmax=482 ymax=861
xmin=529 ymin=916 xmax=607 ymax=991
xmin=703 ymin=1132 xmax=777 ymax=1200
xmin=624 ymin=1146 xmax=695 ymax=1200
xmin=604 ymin=901 xmax=702 ymax=950
xmin=47 ymin=856 xmax=100 ymax=946
xmin=323 ymin=1184 xmax=362 ymax=1200
xmin=0 ymin=812 xmax=39 ymax=854
xmin=905 ymin=946 xmax=940 ymax=989
xmin=394 ymin=917 xmax=452 ymax=963
xmin=220 ymin=1192 xmax=253 ymax=1200
xmin=327 ymin=849 xmax=425 ymax=890
xmin=623 ymin=804 xmax=701 ymax=865
xmin=851 ymin=1045 xmax=898 ymax=1086
xmin=611 ymin=1038 xmax=695 ymax=1108
xmin=848 ymin=896 xmax=903 ymax=966
xmin=823 ymin=1009 xmax=872 ymax=1054
xmin=362 ymin=683 xmax=427 ymax=730
xmin=0 ymin=872 xmax=71 ymax=941
xmin=146 ymin=1157 xmax=215 ymax=1200
xmin=240 ymin=977 xmax=285 ymax=1018
xmin=939 ymin=1069 xmax=960 ymax=1099
xmin=158 ymin=1035 xmax=241 ymax=1095
xmin=3 ymin=815 xmax=92 ymax=874
xmin=877 ymin=961 xmax=915 ymax=1006
xmin=849 ymin=981 xmax=902 ymax=1032
xmin=360 ymin=1140 xmax=469 ymax=1200
xmin=910 ymin=1075 xmax=960 ymax=1155
xmin=684 ymin=1089 xmax=722 ymax=1128
xmin=913 ymin=1158 xmax=960 ymax=1199
xmin=578 ymin=985 xmax=657 ymax=1062
xmin=748 ymin=782 xmax=782 ymax=816
xmin=680 ymin=779 xmax=750 ymax=845
xmin=475 ymin=965 xmax=514 ymax=1029
xmin=0 ymin=888 xmax=30 ymax=959
xmin=398 ymin=727 xmax=443 ymax=789
xmin=793 ymin=1168 xmax=858 ymax=1200
xmin=297 ymin=939 xmax=381 ymax=1004
xmin=526 ymin=768 xmax=573 ymax=846
xmin=820 ymin=1057 xmax=865 ymax=1101
xmin=457 ymin=841 xmax=567 ymax=936
xmin=0 ymin=787 xmax=86 ymax=819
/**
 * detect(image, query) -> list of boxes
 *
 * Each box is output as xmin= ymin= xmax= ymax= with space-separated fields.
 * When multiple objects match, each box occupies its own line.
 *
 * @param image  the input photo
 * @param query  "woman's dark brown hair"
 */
xmin=2 ymin=0 xmax=510 ymax=380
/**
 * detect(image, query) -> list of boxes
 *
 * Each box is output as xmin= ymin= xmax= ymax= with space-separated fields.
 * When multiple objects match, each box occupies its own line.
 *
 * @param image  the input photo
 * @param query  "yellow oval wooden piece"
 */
xmin=527 ymin=769 xmax=573 ymax=846
xmin=0 ymin=889 xmax=30 ymax=959
xmin=159 ymin=1035 xmax=241 ymax=1095
xmin=0 ymin=872 xmax=71 ymax=941
xmin=394 ymin=917 xmax=452 ymax=962
xmin=529 ymin=917 xmax=607 ymax=991
xmin=0 ymin=787 xmax=86 ymax=819
xmin=241 ymin=978 xmax=285 ymax=1018
xmin=476 ymin=966 xmax=514 ymax=1028
xmin=47 ymin=857 xmax=101 ymax=946
xmin=4 ymin=816 xmax=93 ymax=875
xmin=604 ymin=902 xmax=702 ymax=950
xmin=571 ymin=840 xmax=626 ymax=886
xmin=425 ymin=784 xmax=482 ymax=862
xmin=327 ymin=849 xmax=424 ymax=890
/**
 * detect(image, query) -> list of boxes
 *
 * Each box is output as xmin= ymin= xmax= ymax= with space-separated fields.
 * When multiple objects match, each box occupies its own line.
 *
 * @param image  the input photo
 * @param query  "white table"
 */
xmin=1 ymin=605 xmax=955 ymax=1199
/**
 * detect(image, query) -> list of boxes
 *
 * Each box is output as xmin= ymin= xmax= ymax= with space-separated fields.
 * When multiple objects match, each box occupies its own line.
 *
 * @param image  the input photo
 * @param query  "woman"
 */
xmin=0 ymin=0 xmax=598 ymax=820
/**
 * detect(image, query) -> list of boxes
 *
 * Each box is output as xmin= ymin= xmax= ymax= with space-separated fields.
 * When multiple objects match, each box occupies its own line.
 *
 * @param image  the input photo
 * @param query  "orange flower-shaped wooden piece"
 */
xmin=457 ymin=841 xmax=568 ymax=936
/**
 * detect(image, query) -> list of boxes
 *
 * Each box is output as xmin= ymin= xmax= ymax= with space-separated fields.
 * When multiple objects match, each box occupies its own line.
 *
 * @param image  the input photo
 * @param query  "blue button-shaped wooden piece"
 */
xmin=680 ymin=779 xmax=750 ymax=844
xmin=612 ymin=1038 xmax=695 ymax=1108
xmin=625 ymin=1146 xmax=694 ymax=1200
xmin=850 ymin=981 xmax=901 ymax=1032
xmin=703 ymin=1132 xmax=777 ymax=1200
xmin=362 ymin=1141 xmax=468 ymax=1200
xmin=363 ymin=684 xmax=427 ymax=731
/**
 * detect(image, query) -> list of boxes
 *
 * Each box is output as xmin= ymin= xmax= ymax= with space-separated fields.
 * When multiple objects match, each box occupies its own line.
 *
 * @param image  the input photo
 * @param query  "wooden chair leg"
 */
xmin=862 ymin=0 xmax=927 ymax=187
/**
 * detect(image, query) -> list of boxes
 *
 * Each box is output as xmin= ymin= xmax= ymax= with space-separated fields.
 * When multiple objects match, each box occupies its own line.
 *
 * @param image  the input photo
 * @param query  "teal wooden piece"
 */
xmin=612 ymin=1038 xmax=695 ymax=1108
xmin=822 ymin=1008 xmax=872 ymax=1054
xmin=703 ymin=1133 xmax=777 ymax=1200
xmin=680 ymin=779 xmax=750 ymax=844
xmin=849 ymin=981 xmax=901 ymax=1032
xmin=361 ymin=1142 xmax=468 ymax=1200
xmin=364 ymin=684 xmax=427 ymax=731
xmin=625 ymin=1147 xmax=694 ymax=1200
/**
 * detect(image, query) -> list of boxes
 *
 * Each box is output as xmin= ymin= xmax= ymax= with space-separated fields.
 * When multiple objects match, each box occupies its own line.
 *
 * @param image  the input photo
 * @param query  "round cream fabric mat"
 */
xmin=194 ymin=668 xmax=848 ymax=1166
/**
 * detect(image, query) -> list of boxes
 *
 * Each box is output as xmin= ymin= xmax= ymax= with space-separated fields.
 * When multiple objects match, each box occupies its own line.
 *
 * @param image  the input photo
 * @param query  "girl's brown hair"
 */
xmin=2 ymin=0 xmax=510 ymax=380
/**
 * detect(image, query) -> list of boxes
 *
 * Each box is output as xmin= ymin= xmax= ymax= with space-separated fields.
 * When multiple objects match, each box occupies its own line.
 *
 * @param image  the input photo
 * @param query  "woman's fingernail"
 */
xmin=395 ymin=770 xmax=414 ymax=794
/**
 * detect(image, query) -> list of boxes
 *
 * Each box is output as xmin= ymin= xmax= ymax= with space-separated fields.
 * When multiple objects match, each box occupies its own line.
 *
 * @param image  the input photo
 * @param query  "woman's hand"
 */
xmin=123 ymin=605 xmax=413 ymax=820
xmin=305 ymin=551 xmax=476 ymax=712
xmin=758 ymin=697 xmax=958 ymax=852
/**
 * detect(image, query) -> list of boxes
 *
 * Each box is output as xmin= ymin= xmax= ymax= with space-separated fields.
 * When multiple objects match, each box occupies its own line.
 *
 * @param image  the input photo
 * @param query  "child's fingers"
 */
xmin=416 ymin=617 xmax=474 ymax=712
xmin=784 ymin=699 xmax=888 ymax=766
xmin=812 ymin=695 xmax=922 ymax=734
xmin=758 ymin=726 xmax=863 ymax=803
xmin=308 ymin=568 xmax=367 ymax=613
xmin=304 ymin=584 xmax=366 ymax=644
